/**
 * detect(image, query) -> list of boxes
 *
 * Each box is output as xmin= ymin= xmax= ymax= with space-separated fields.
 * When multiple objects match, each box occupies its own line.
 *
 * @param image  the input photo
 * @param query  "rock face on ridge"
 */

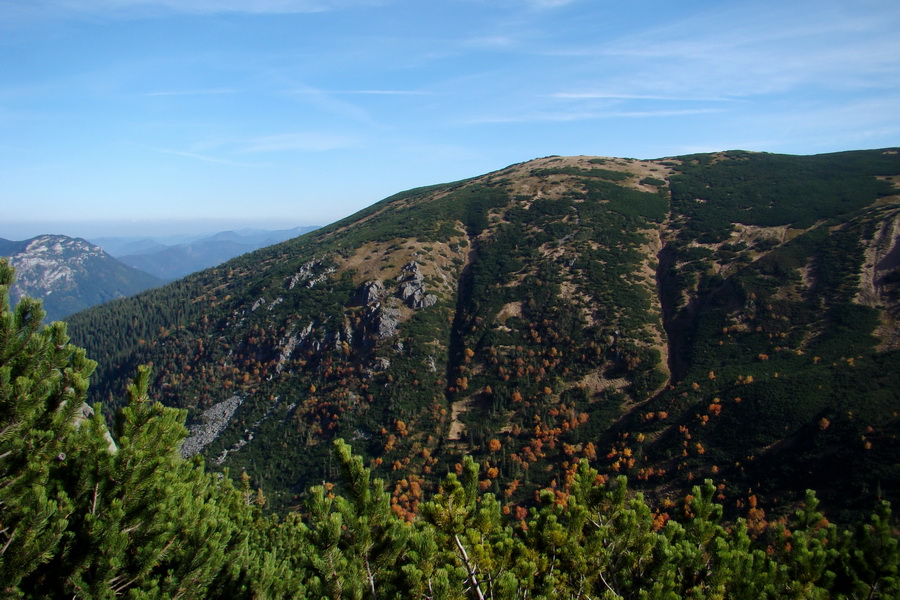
xmin=350 ymin=260 xmax=440 ymax=339
xmin=398 ymin=261 xmax=437 ymax=308
xmin=67 ymin=149 xmax=900 ymax=515
xmin=354 ymin=280 xmax=385 ymax=306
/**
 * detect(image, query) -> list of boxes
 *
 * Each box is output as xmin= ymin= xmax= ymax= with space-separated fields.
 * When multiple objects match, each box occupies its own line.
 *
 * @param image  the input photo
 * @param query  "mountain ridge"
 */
xmin=66 ymin=148 xmax=900 ymax=518
xmin=1 ymin=234 xmax=163 ymax=322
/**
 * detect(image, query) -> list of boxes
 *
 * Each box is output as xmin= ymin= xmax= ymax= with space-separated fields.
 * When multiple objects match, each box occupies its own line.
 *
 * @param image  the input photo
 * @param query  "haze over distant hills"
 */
xmin=93 ymin=226 xmax=319 ymax=281
xmin=67 ymin=148 xmax=900 ymax=519
xmin=0 ymin=226 xmax=319 ymax=321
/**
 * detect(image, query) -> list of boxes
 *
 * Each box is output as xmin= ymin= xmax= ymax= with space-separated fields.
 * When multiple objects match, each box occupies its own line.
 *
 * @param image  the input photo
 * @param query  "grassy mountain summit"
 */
xmin=66 ymin=149 xmax=900 ymax=517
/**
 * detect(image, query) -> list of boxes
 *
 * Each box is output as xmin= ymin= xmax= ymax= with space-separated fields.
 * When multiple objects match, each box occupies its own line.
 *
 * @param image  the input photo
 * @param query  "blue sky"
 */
xmin=1 ymin=0 xmax=899 ymax=239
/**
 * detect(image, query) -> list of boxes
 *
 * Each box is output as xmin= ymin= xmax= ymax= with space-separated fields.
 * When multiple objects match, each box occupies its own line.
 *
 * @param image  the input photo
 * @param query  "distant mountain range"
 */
xmin=0 ymin=235 xmax=163 ymax=322
xmin=1 ymin=226 xmax=319 ymax=321
xmin=93 ymin=226 xmax=319 ymax=281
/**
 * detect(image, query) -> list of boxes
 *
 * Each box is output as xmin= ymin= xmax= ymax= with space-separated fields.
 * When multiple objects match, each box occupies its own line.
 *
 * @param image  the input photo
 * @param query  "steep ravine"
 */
xmin=655 ymin=240 xmax=694 ymax=383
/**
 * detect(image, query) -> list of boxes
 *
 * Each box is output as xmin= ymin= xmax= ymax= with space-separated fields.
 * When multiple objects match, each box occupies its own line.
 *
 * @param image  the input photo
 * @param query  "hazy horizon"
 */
xmin=0 ymin=219 xmax=320 ymax=242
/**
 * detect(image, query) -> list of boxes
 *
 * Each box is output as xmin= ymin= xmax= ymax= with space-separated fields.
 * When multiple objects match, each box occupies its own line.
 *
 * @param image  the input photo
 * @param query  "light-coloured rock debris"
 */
xmin=180 ymin=395 xmax=244 ymax=458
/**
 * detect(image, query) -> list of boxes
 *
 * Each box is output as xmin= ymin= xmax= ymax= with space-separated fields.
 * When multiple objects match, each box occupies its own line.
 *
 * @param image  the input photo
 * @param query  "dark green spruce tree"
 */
xmin=0 ymin=259 xmax=300 ymax=599
xmin=0 ymin=258 xmax=96 ymax=595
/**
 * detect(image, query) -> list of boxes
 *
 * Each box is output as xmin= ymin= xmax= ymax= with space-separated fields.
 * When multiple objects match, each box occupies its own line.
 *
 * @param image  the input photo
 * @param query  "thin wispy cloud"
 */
xmin=460 ymin=0 xmax=580 ymax=11
xmin=551 ymin=92 xmax=742 ymax=103
xmin=519 ymin=0 xmax=581 ymax=9
xmin=0 ymin=143 xmax=39 ymax=154
xmin=521 ymin=1 xmax=900 ymax=106
xmin=462 ymin=35 xmax=520 ymax=50
xmin=756 ymin=96 xmax=900 ymax=137
xmin=613 ymin=109 xmax=725 ymax=118
xmin=154 ymin=148 xmax=259 ymax=167
xmin=330 ymin=90 xmax=432 ymax=96
xmin=32 ymin=0 xmax=383 ymax=16
xmin=466 ymin=107 xmax=725 ymax=125
xmin=145 ymin=88 xmax=237 ymax=96
xmin=237 ymin=132 xmax=360 ymax=153
xmin=589 ymin=2 xmax=900 ymax=98
xmin=168 ymin=131 xmax=363 ymax=157
xmin=285 ymin=87 xmax=379 ymax=126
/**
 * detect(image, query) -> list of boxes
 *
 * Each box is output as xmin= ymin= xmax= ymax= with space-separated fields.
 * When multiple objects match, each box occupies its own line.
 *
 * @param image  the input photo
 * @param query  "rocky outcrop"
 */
xmin=858 ymin=210 xmax=900 ymax=308
xmin=354 ymin=280 xmax=385 ymax=305
xmin=275 ymin=323 xmax=313 ymax=373
xmin=397 ymin=261 xmax=437 ymax=308
xmin=401 ymin=260 xmax=424 ymax=282
xmin=411 ymin=290 xmax=437 ymax=309
xmin=350 ymin=261 xmax=440 ymax=339
xmin=369 ymin=303 xmax=401 ymax=338
xmin=181 ymin=395 xmax=244 ymax=458
xmin=286 ymin=259 xmax=335 ymax=289
xmin=342 ymin=321 xmax=355 ymax=346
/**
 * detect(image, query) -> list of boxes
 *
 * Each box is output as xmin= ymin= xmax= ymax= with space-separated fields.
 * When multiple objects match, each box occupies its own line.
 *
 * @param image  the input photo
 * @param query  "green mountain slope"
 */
xmin=66 ymin=149 xmax=900 ymax=517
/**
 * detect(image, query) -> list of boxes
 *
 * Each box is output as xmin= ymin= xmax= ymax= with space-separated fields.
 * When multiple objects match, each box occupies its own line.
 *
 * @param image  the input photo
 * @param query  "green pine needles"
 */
xmin=1 ymin=259 xmax=898 ymax=598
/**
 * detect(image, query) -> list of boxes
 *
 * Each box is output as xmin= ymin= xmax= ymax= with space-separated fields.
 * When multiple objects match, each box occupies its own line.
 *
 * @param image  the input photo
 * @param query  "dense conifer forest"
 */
xmin=1 ymin=261 xmax=897 ymax=597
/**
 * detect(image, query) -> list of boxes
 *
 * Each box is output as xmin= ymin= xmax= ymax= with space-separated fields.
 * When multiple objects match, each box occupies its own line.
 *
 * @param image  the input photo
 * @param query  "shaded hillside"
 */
xmin=1 ymin=235 xmax=163 ymax=321
xmin=67 ymin=149 xmax=900 ymax=518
